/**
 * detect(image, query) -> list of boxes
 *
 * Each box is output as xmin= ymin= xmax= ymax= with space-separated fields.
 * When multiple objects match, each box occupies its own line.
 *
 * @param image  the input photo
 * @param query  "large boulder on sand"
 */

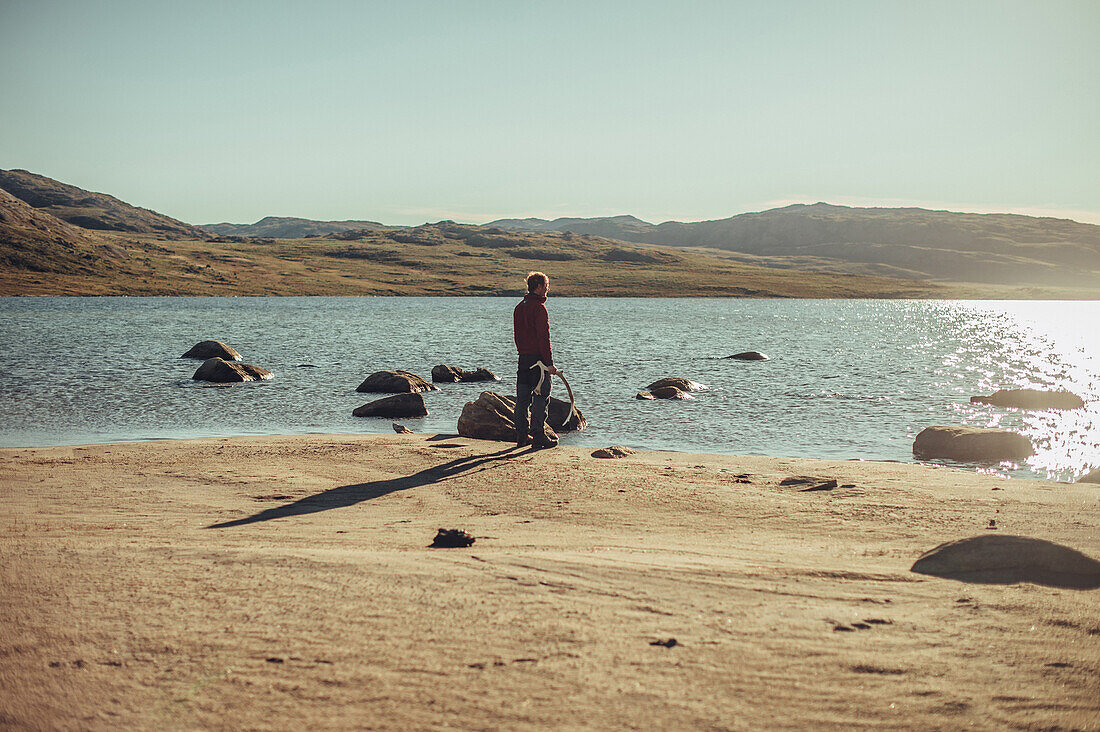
xmin=457 ymin=391 xmax=586 ymax=442
xmin=646 ymin=377 xmax=706 ymax=392
xmin=913 ymin=425 xmax=1033 ymax=462
xmin=182 ymin=340 xmax=241 ymax=361
xmin=1079 ymin=468 xmax=1100 ymax=484
xmin=193 ymin=357 xmax=272 ymax=383
xmin=353 ymin=393 xmax=428 ymax=418
xmin=911 ymin=535 xmax=1100 ymax=589
xmin=970 ymin=389 xmax=1085 ymax=410
xmin=431 ymin=364 xmax=500 ymax=383
xmin=356 ymin=370 xmax=437 ymax=394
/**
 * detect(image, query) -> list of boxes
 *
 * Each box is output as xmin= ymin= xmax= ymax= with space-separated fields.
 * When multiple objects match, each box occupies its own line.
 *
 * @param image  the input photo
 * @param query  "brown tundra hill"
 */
xmin=0 ymin=168 xmax=205 ymax=239
xmin=489 ymin=203 xmax=1100 ymax=288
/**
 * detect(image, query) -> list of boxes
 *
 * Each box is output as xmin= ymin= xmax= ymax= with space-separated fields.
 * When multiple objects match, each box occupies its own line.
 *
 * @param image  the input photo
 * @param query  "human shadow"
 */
xmin=206 ymin=445 xmax=521 ymax=529
xmin=911 ymin=535 xmax=1100 ymax=589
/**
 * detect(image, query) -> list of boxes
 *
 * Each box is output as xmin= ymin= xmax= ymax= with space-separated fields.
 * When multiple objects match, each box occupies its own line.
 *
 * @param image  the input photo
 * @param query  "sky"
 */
xmin=1 ymin=0 xmax=1097 ymax=226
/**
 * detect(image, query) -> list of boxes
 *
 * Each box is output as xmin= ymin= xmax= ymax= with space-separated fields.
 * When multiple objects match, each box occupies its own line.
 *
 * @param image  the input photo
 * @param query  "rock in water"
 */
xmin=457 ymin=391 xmax=585 ymax=442
xmin=636 ymin=386 xmax=692 ymax=400
xmin=913 ymin=425 xmax=1033 ymax=462
xmin=646 ymin=377 xmax=706 ymax=392
xmin=392 ymin=423 xmax=414 ymax=434
xmin=431 ymin=364 xmax=500 ymax=383
xmin=725 ymin=351 xmax=769 ymax=361
xmin=356 ymin=370 xmax=437 ymax=393
xmin=192 ymin=357 xmax=273 ymax=383
xmin=592 ymin=446 xmax=634 ymax=459
xmin=911 ymin=535 xmax=1100 ymax=589
xmin=970 ymin=389 xmax=1085 ymax=410
xmin=547 ymin=394 xmax=586 ymax=431
xmin=182 ymin=340 xmax=241 ymax=361
xmin=352 ymin=393 xmax=428 ymax=418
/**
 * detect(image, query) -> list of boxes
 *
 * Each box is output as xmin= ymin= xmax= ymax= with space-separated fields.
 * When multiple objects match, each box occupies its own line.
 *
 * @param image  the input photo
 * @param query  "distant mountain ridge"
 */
xmin=200 ymin=216 xmax=387 ymax=238
xmin=0 ymin=169 xmax=205 ymax=239
xmin=488 ymin=204 xmax=1100 ymax=286
xmin=487 ymin=214 xmax=653 ymax=239
xmin=1 ymin=168 xmax=1097 ymax=290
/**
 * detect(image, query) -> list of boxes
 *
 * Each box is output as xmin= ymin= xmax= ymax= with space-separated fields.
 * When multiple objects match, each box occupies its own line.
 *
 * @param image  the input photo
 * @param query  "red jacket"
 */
xmin=513 ymin=294 xmax=553 ymax=365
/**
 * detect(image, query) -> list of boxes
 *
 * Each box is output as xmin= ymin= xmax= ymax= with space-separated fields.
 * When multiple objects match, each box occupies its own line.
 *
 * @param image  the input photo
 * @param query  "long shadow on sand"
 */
xmin=206 ymin=445 xmax=521 ymax=529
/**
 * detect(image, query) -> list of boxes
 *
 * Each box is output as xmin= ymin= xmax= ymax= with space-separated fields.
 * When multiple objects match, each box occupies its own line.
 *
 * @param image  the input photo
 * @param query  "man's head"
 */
xmin=526 ymin=271 xmax=549 ymax=296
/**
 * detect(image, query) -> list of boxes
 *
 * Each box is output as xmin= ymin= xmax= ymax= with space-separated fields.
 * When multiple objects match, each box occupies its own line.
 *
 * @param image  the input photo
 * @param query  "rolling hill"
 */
xmin=0 ymin=188 xmax=128 ymax=274
xmin=1 ymin=169 xmax=1097 ymax=296
xmin=0 ymin=169 xmax=206 ymax=239
xmin=488 ymin=204 xmax=1100 ymax=287
xmin=200 ymin=216 xmax=387 ymax=238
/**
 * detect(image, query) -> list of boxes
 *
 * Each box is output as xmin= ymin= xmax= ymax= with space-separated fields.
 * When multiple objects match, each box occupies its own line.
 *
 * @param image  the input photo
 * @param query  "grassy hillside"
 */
xmin=199 ymin=216 xmax=387 ymax=238
xmin=0 ymin=221 xmax=1010 ymax=298
xmin=491 ymin=204 xmax=1100 ymax=288
xmin=2 ymin=170 xmax=1097 ymax=297
xmin=0 ymin=169 xmax=205 ymax=239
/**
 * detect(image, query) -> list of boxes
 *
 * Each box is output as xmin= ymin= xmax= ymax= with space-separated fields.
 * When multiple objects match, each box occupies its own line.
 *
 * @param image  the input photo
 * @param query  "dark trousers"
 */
xmin=515 ymin=354 xmax=551 ymax=440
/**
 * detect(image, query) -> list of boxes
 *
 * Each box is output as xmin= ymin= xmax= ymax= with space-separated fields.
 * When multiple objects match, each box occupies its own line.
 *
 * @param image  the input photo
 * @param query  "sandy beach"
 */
xmin=1 ymin=433 xmax=1098 ymax=730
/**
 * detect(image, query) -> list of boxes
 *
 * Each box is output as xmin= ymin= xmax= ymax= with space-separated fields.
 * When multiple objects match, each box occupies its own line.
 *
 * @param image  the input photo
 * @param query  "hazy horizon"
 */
xmin=2 ymin=0 xmax=1097 ymax=227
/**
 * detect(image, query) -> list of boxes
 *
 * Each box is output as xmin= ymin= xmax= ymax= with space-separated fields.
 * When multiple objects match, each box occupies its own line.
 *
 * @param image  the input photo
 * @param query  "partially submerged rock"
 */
xmin=431 ymin=364 xmax=500 ymax=383
xmin=356 ymin=370 xmax=437 ymax=394
xmin=592 ymin=446 xmax=634 ymax=459
xmin=646 ymin=377 xmax=706 ymax=392
xmin=911 ymin=534 xmax=1100 ymax=589
xmin=352 ymin=393 xmax=428 ymax=418
xmin=725 ymin=351 xmax=769 ymax=361
xmin=636 ymin=386 xmax=693 ymax=400
xmin=913 ymin=425 xmax=1033 ymax=462
xmin=547 ymin=394 xmax=586 ymax=432
xmin=192 ymin=357 xmax=272 ymax=383
xmin=392 ymin=423 xmax=414 ymax=434
xmin=182 ymin=340 xmax=241 ymax=361
xmin=970 ymin=389 xmax=1085 ymax=410
xmin=457 ymin=391 xmax=585 ymax=442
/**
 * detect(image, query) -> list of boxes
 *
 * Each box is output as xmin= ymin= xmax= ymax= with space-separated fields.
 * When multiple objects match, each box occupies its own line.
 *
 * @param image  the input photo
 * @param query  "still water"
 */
xmin=1 ymin=297 xmax=1097 ymax=481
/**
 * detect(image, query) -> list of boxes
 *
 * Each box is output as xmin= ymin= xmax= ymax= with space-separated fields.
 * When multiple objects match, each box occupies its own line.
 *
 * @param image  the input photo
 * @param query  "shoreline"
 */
xmin=2 ymin=433 xmax=1098 ymax=728
xmin=0 ymin=431 xmax=1067 ymax=484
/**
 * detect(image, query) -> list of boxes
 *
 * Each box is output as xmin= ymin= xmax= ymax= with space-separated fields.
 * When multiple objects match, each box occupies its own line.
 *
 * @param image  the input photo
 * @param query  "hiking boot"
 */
xmin=532 ymin=436 xmax=559 ymax=450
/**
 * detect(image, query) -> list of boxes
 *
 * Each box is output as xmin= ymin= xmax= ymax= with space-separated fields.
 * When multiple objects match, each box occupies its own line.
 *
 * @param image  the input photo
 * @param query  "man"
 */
xmin=513 ymin=271 xmax=561 ymax=449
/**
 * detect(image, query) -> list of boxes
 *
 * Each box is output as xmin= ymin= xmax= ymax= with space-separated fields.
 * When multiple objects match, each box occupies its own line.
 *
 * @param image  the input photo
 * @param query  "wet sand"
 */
xmin=1 ymin=434 xmax=1098 ymax=729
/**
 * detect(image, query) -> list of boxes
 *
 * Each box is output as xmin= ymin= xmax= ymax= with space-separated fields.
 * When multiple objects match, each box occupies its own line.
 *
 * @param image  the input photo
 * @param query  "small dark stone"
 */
xmin=430 ymin=528 xmax=475 ymax=548
xmin=649 ymin=638 xmax=678 ymax=648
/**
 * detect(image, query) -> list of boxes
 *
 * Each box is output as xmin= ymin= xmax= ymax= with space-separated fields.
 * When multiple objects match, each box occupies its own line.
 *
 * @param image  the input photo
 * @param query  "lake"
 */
xmin=1 ymin=297 xmax=1097 ymax=481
